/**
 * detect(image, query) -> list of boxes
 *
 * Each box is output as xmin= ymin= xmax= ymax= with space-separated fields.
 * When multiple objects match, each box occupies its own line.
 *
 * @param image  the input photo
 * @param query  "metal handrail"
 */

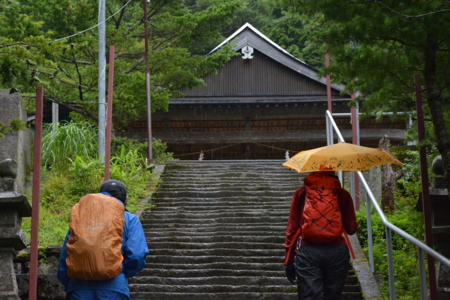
xmin=325 ymin=110 xmax=450 ymax=300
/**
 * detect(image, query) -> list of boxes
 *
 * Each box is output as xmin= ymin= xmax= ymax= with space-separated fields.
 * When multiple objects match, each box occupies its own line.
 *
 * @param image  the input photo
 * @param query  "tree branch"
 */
xmin=61 ymin=59 xmax=92 ymax=65
xmin=120 ymin=56 xmax=145 ymax=74
xmin=373 ymin=0 xmax=450 ymax=19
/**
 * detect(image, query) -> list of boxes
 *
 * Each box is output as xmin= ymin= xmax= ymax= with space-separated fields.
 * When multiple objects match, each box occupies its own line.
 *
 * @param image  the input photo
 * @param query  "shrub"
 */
xmin=111 ymin=136 xmax=176 ymax=163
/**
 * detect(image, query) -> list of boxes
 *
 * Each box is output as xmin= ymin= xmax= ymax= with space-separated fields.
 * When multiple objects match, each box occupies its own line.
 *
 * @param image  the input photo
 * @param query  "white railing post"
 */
xmin=386 ymin=227 xmax=396 ymax=300
xmin=366 ymin=190 xmax=374 ymax=272
xmin=418 ymin=248 xmax=428 ymax=300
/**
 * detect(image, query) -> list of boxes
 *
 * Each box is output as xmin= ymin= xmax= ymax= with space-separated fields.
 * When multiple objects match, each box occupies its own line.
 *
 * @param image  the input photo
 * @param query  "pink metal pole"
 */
xmin=415 ymin=74 xmax=437 ymax=300
xmin=325 ymin=52 xmax=332 ymax=113
xmin=104 ymin=45 xmax=115 ymax=181
xmin=29 ymin=86 xmax=44 ymax=300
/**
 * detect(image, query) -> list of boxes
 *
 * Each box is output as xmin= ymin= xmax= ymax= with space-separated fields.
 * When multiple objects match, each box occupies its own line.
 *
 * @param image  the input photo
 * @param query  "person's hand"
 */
xmin=285 ymin=260 xmax=296 ymax=284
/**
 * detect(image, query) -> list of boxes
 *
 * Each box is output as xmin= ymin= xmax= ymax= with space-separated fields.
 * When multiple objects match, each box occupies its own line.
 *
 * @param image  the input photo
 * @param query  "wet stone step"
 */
xmin=140 ymin=216 xmax=288 ymax=224
xmin=137 ymin=268 xmax=284 ymax=277
xmin=145 ymin=255 xmax=284 ymax=264
xmin=129 ymin=283 xmax=361 ymax=294
xmin=147 ymin=198 xmax=292 ymax=206
xmin=129 ymin=276 xmax=291 ymax=286
xmin=148 ymin=248 xmax=284 ymax=257
xmin=129 ymin=284 xmax=296 ymax=293
xmin=152 ymin=190 xmax=294 ymax=198
xmin=146 ymin=235 xmax=285 ymax=243
xmin=143 ymin=225 xmax=285 ymax=232
xmin=129 ymin=161 xmax=362 ymax=300
xmin=146 ymin=241 xmax=283 ymax=250
xmin=148 ymin=204 xmax=290 ymax=212
xmin=142 ymin=223 xmax=286 ymax=230
xmin=143 ymin=262 xmax=284 ymax=271
xmin=130 ymin=292 xmax=362 ymax=300
xmin=145 ymin=211 xmax=288 ymax=219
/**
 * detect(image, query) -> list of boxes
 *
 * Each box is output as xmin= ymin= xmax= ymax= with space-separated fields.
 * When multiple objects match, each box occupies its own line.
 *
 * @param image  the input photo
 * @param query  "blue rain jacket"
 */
xmin=57 ymin=193 xmax=149 ymax=298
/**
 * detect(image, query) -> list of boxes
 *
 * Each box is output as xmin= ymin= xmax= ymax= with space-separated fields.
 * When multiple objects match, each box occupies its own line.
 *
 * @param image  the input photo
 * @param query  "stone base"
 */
xmin=0 ymin=291 xmax=20 ymax=300
xmin=0 ymin=247 xmax=20 ymax=299
xmin=437 ymin=287 xmax=450 ymax=300
xmin=16 ymin=275 xmax=66 ymax=300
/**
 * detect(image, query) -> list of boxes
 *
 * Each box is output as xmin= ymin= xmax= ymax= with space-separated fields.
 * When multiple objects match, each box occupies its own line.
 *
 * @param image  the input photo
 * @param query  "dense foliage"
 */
xmin=22 ymin=121 xmax=174 ymax=245
xmin=270 ymin=0 xmax=450 ymax=193
xmin=0 ymin=0 xmax=242 ymax=126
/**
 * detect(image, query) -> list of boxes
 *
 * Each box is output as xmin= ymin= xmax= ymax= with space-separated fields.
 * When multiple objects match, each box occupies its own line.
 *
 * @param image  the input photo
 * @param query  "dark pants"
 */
xmin=295 ymin=244 xmax=350 ymax=300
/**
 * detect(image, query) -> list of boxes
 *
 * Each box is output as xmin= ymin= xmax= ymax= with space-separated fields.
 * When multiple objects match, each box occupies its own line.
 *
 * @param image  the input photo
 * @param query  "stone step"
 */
xmin=152 ymin=190 xmax=294 ymax=198
xmin=130 ymin=292 xmax=298 ymax=300
xmin=158 ymin=182 xmax=301 ymax=188
xmin=148 ymin=204 xmax=290 ymax=212
xmin=145 ymin=197 xmax=292 ymax=206
xmin=129 ymin=161 xmax=363 ymax=300
xmin=137 ymin=268 xmax=284 ymax=277
xmin=129 ymin=283 xmax=362 ymax=293
xmin=130 ymin=275 xmax=358 ymax=286
xmin=130 ymin=292 xmax=362 ymax=300
xmin=146 ymin=235 xmax=285 ymax=243
xmin=141 ymin=216 xmax=288 ymax=225
xmin=143 ymin=262 xmax=284 ymax=270
xmin=147 ymin=242 xmax=283 ymax=250
xmin=148 ymin=248 xmax=284 ymax=256
xmin=145 ymin=210 xmax=288 ymax=219
xmin=145 ymin=255 xmax=283 ymax=264
xmin=142 ymin=223 xmax=286 ymax=230
xmin=144 ymin=226 xmax=285 ymax=234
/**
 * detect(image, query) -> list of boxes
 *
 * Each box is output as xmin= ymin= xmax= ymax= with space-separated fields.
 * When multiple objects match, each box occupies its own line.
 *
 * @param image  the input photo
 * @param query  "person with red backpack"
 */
xmin=57 ymin=180 xmax=149 ymax=300
xmin=284 ymin=171 xmax=358 ymax=300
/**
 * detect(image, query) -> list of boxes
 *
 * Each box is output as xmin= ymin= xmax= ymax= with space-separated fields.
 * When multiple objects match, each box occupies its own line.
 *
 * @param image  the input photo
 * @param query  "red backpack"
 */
xmin=301 ymin=173 xmax=343 ymax=244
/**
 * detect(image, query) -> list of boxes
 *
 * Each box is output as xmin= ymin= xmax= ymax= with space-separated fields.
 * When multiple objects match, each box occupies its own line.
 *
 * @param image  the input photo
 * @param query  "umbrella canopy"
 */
xmin=283 ymin=142 xmax=403 ymax=173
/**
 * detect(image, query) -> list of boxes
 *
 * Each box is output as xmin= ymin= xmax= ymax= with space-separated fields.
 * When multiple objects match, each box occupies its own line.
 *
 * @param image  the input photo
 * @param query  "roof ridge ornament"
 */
xmin=242 ymin=45 xmax=253 ymax=59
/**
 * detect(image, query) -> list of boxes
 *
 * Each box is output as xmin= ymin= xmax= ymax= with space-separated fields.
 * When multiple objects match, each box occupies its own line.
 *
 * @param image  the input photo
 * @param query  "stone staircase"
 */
xmin=129 ymin=160 xmax=364 ymax=300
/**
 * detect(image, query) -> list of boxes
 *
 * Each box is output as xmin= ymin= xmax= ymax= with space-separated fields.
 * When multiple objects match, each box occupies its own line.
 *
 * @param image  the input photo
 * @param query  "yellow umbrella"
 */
xmin=283 ymin=142 xmax=403 ymax=173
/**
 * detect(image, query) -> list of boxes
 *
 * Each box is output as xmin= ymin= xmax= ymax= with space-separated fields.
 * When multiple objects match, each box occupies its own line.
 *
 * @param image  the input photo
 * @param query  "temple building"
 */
xmin=123 ymin=23 xmax=408 ymax=160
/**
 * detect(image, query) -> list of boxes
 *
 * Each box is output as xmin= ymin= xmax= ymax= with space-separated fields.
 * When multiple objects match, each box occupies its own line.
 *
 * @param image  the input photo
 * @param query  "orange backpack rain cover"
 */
xmin=66 ymin=193 xmax=125 ymax=280
xmin=301 ymin=173 xmax=343 ymax=244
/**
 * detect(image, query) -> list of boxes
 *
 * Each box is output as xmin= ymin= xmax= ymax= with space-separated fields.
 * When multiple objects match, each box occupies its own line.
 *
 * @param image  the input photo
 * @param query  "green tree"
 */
xmin=0 ymin=0 xmax=63 ymax=91
xmin=1 ymin=0 xmax=242 ymax=126
xmin=277 ymin=0 xmax=450 ymax=193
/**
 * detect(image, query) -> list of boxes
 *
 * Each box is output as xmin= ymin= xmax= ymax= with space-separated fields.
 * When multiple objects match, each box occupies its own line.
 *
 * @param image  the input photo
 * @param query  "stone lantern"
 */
xmin=416 ymin=155 xmax=450 ymax=299
xmin=0 ymin=159 xmax=32 ymax=300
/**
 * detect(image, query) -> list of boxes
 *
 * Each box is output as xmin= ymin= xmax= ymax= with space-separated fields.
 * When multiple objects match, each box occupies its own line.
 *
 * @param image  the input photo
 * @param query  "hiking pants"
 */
xmin=295 ymin=244 xmax=350 ymax=300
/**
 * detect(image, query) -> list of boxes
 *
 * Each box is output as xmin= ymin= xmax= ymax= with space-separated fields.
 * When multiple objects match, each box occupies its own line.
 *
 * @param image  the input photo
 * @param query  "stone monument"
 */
xmin=0 ymin=158 xmax=32 ymax=299
xmin=0 ymin=90 xmax=32 ymax=194
xmin=416 ymin=155 xmax=450 ymax=299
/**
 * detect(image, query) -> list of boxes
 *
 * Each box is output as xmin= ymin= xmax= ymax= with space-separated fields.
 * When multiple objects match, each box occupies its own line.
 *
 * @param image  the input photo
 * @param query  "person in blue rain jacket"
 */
xmin=57 ymin=180 xmax=149 ymax=300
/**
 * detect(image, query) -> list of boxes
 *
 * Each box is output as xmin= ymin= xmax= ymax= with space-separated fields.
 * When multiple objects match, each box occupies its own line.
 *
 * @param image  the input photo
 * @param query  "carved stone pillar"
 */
xmin=417 ymin=155 xmax=450 ymax=299
xmin=0 ymin=159 xmax=32 ymax=299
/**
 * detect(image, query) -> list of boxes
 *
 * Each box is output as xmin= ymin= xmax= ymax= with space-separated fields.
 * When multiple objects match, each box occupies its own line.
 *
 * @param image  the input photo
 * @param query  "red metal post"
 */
xmin=104 ymin=45 xmax=115 ymax=181
xmin=29 ymin=86 xmax=44 ymax=300
xmin=351 ymin=92 xmax=360 ymax=210
xmin=144 ymin=0 xmax=153 ymax=161
xmin=325 ymin=52 xmax=332 ymax=113
xmin=415 ymin=74 xmax=437 ymax=300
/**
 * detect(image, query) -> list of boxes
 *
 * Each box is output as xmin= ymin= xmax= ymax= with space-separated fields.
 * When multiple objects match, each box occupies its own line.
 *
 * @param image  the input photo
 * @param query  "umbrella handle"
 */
xmin=343 ymin=230 xmax=356 ymax=260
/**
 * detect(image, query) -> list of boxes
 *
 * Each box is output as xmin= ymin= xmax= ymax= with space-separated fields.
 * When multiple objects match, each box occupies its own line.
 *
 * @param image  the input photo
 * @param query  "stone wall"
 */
xmin=0 ymin=90 xmax=32 ymax=194
xmin=14 ymin=246 xmax=65 ymax=300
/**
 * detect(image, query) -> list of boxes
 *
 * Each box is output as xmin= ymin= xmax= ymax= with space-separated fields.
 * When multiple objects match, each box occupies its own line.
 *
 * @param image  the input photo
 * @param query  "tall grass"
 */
xmin=42 ymin=121 xmax=97 ymax=171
